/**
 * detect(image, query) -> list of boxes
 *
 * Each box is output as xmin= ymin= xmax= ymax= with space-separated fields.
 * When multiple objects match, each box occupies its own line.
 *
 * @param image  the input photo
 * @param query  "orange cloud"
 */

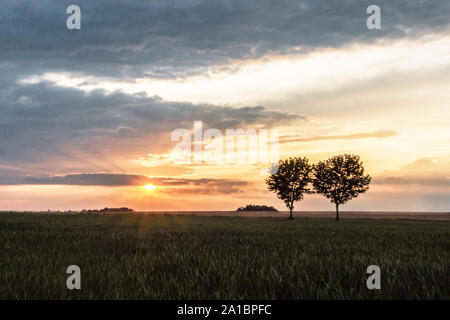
xmin=280 ymin=131 xmax=397 ymax=144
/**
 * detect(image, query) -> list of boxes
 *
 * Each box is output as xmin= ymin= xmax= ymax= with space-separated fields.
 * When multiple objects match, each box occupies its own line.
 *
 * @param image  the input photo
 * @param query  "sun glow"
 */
xmin=142 ymin=184 xmax=157 ymax=191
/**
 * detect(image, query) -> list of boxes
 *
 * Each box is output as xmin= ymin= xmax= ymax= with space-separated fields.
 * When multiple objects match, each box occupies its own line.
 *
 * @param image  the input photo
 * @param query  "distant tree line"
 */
xmin=236 ymin=204 xmax=278 ymax=212
xmin=80 ymin=207 xmax=135 ymax=214
xmin=266 ymin=154 xmax=371 ymax=221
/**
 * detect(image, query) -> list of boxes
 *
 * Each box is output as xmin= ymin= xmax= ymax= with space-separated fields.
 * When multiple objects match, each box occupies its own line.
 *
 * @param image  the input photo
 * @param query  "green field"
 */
xmin=0 ymin=212 xmax=448 ymax=299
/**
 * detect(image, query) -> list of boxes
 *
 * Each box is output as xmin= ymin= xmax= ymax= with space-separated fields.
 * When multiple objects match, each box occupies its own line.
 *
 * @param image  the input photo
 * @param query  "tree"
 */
xmin=266 ymin=157 xmax=313 ymax=219
xmin=313 ymin=154 xmax=371 ymax=221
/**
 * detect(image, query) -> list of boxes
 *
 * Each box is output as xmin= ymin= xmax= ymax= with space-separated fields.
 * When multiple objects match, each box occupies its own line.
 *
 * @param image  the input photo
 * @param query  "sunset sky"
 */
xmin=1 ymin=1 xmax=449 ymax=211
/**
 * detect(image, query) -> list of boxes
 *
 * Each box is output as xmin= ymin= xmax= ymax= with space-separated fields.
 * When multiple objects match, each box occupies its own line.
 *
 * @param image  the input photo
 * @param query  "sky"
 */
xmin=0 ymin=0 xmax=449 ymax=212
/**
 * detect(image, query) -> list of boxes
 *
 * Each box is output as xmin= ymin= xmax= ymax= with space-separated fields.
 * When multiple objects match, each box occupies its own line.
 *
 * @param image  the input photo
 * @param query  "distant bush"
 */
xmin=236 ymin=205 xmax=278 ymax=212
xmin=80 ymin=207 xmax=135 ymax=214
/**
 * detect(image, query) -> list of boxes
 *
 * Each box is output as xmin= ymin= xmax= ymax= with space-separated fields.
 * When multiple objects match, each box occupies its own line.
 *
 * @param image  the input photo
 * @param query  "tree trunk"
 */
xmin=289 ymin=207 xmax=293 ymax=220
xmin=335 ymin=203 xmax=339 ymax=221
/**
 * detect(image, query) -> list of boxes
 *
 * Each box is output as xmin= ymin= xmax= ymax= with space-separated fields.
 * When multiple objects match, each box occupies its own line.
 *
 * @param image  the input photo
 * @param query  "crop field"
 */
xmin=0 ymin=212 xmax=448 ymax=299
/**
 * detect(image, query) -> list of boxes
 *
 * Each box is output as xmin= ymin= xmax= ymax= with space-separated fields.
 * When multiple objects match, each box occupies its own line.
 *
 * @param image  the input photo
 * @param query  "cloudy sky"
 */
xmin=1 ymin=0 xmax=449 ymax=211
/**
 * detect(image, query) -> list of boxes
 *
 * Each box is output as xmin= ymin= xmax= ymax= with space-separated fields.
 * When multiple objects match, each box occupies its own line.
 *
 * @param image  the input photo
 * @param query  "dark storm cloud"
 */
xmin=15 ymin=173 xmax=151 ymax=186
xmin=0 ymin=74 xmax=301 ymax=166
xmin=1 ymin=0 xmax=448 ymax=78
xmin=0 ymin=173 xmax=250 ymax=194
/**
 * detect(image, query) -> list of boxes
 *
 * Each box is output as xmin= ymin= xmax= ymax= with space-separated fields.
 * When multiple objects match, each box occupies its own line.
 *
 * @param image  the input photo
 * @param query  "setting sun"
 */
xmin=142 ymin=184 xmax=157 ymax=191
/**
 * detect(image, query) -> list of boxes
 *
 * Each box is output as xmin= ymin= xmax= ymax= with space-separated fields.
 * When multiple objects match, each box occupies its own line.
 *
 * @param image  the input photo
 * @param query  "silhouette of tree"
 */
xmin=266 ymin=157 xmax=313 ymax=219
xmin=236 ymin=205 xmax=278 ymax=212
xmin=313 ymin=154 xmax=371 ymax=221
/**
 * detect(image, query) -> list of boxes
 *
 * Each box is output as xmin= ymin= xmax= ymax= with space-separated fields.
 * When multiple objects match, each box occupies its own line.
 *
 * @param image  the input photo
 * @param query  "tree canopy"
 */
xmin=313 ymin=154 xmax=371 ymax=220
xmin=266 ymin=157 xmax=313 ymax=219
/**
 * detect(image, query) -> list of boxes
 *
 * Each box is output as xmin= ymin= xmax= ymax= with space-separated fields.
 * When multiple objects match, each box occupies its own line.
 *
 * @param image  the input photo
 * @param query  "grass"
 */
xmin=0 ymin=212 xmax=448 ymax=299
